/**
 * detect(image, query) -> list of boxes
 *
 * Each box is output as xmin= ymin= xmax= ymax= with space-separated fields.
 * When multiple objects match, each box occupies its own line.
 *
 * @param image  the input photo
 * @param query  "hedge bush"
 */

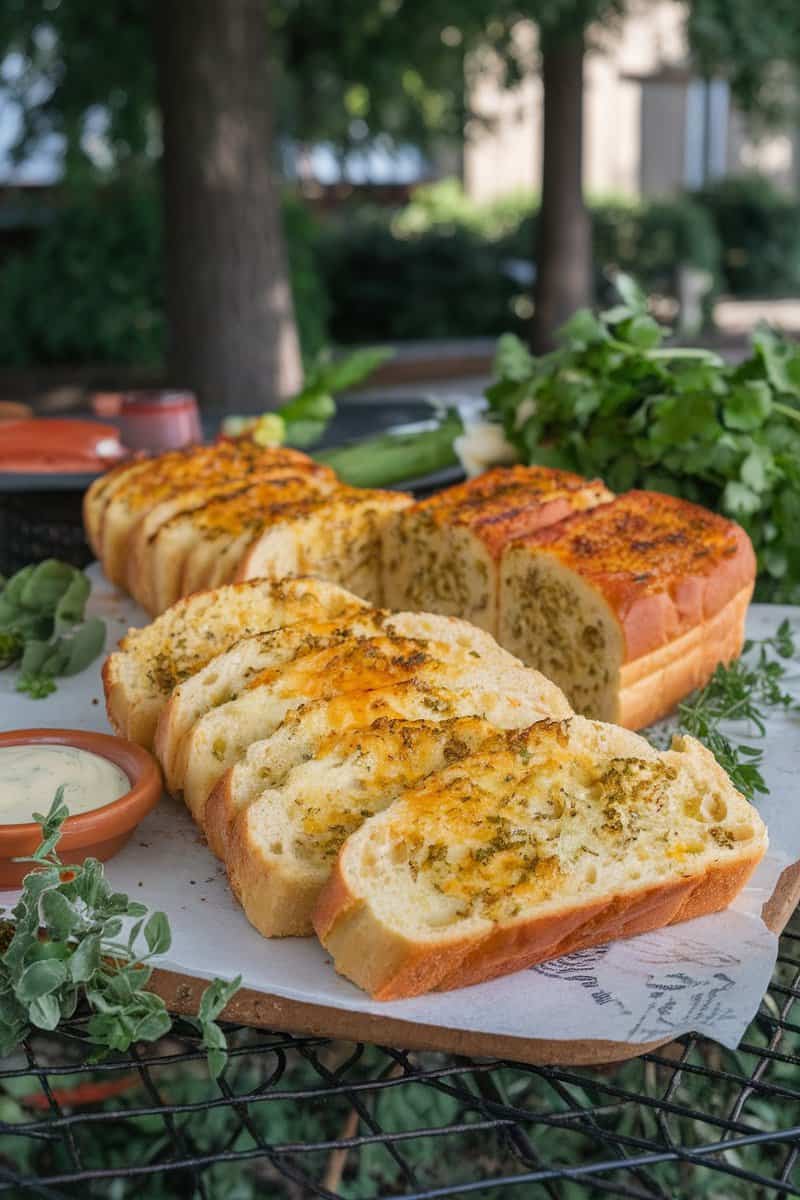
xmin=692 ymin=174 xmax=800 ymax=297
xmin=316 ymin=211 xmax=526 ymax=344
xmin=0 ymin=184 xmax=328 ymax=367
xmin=0 ymin=173 xmax=795 ymax=365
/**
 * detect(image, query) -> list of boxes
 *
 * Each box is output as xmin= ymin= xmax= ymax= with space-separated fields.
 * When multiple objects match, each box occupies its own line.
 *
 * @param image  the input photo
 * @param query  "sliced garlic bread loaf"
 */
xmin=103 ymin=577 xmax=369 ymax=749
xmin=143 ymin=475 xmax=339 ymax=615
xmin=206 ymin=677 xmax=560 ymax=859
xmin=234 ymin=486 xmax=413 ymax=603
xmin=381 ymin=466 xmax=612 ymax=632
xmin=95 ymin=441 xmax=316 ymax=589
xmin=228 ymin=716 xmax=501 ymax=936
xmin=154 ymin=609 xmax=526 ymax=794
xmin=499 ymin=490 xmax=756 ymax=729
xmin=314 ymin=717 xmax=767 ymax=999
xmin=84 ymin=458 xmax=154 ymax=557
xmin=177 ymin=636 xmax=571 ymax=826
xmin=127 ymin=463 xmax=337 ymax=613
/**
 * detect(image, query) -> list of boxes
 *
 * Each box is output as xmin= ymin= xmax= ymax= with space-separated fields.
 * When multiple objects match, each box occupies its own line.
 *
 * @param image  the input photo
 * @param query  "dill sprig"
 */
xmin=677 ymin=619 xmax=798 ymax=800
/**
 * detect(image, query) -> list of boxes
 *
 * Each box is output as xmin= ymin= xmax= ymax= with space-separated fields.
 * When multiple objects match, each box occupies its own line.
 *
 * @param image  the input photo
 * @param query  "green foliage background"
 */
xmin=1 ymin=175 xmax=799 ymax=365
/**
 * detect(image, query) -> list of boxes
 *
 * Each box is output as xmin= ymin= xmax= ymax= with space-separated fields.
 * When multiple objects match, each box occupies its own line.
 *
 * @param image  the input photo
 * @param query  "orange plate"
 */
xmin=0 ymin=729 xmax=162 ymax=888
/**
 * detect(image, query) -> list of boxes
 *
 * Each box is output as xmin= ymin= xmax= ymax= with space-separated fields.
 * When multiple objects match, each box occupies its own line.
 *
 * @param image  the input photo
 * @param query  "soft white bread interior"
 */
xmin=205 ymin=675 xmax=565 ymax=859
xmin=103 ymin=577 xmax=369 ymax=750
xmin=498 ymin=490 xmax=756 ymax=728
xmin=235 ymin=487 xmax=414 ymax=606
xmin=314 ymin=717 xmax=768 ymax=1000
xmin=176 ymin=635 xmax=572 ymax=826
xmin=227 ymin=715 xmax=500 ymax=936
xmin=154 ymin=609 xmax=531 ymax=795
xmin=381 ymin=466 xmax=612 ymax=631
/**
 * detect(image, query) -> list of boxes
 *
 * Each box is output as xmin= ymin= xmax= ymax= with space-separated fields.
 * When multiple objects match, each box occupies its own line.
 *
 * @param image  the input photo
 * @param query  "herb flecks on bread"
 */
xmin=499 ymin=491 xmax=756 ymax=727
xmin=102 ymin=577 xmax=369 ymax=749
xmin=314 ymin=717 xmax=767 ymax=1000
xmin=381 ymin=465 xmax=612 ymax=631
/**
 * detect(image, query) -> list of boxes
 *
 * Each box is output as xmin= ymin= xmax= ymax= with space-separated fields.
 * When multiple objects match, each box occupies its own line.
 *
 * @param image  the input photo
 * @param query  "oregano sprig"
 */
xmin=0 ymin=790 xmax=240 ymax=1077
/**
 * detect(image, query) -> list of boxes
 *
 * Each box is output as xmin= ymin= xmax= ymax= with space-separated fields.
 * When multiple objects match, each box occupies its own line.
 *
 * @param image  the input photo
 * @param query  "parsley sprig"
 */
xmin=487 ymin=275 xmax=800 ymax=603
xmin=676 ymin=619 xmax=798 ymax=800
xmin=0 ymin=790 xmax=240 ymax=1076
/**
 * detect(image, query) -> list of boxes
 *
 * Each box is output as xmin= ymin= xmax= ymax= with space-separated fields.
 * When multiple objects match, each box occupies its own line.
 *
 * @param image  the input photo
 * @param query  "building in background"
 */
xmin=464 ymin=0 xmax=799 ymax=203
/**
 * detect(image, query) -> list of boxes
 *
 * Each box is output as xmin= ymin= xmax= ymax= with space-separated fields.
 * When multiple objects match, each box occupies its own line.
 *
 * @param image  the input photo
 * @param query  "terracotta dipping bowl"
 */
xmin=0 ymin=729 xmax=162 ymax=888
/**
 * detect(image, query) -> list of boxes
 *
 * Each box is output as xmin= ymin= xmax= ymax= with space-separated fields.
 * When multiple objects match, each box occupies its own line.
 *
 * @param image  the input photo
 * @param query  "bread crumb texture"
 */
xmin=347 ymin=717 xmax=765 ymax=935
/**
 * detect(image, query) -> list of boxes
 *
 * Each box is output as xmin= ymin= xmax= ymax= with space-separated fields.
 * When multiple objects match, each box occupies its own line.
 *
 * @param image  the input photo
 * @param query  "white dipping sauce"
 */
xmin=0 ymin=744 xmax=130 ymax=824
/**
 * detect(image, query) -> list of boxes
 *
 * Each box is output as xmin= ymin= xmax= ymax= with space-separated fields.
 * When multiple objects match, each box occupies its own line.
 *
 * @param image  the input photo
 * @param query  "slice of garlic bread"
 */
xmin=314 ymin=718 xmax=767 ymax=1000
xmin=144 ymin=475 xmax=339 ymax=615
xmin=97 ymin=441 xmax=314 ymax=588
xmin=498 ymin=490 xmax=756 ymax=728
xmin=154 ymin=609 xmax=527 ymax=794
xmin=234 ymin=486 xmax=414 ymax=605
xmin=103 ymin=577 xmax=369 ymax=749
xmin=381 ymin=466 xmax=612 ymax=632
xmin=206 ymin=676 xmax=559 ymax=860
xmin=178 ymin=636 xmax=571 ymax=827
xmin=127 ymin=463 xmax=337 ymax=613
xmin=227 ymin=716 xmax=501 ymax=936
xmin=84 ymin=458 xmax=154 ymax=558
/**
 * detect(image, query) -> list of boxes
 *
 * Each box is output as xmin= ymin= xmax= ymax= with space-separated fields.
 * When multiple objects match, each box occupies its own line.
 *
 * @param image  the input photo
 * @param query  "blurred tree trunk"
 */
xmin=155 ymin=0 xmax=303 ymax=413
xmin=532 ymin=30 xmax=592 ymax=353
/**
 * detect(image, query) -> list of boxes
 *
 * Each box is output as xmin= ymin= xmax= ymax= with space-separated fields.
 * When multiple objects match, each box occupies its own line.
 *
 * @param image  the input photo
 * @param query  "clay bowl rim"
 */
xmin=0 ymin=728 xmax=162 ymax=856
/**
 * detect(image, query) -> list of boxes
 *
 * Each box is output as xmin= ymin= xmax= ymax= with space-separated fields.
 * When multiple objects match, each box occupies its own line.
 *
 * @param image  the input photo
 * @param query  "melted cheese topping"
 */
xmin=386 ymin=721 xmax=686 ymax=921
xmin=409 ymin=466 xmax=606 ymax=530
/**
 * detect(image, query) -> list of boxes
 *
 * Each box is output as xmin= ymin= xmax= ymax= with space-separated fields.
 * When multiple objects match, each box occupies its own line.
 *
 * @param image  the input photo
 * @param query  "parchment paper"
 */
xmin=1 ymin=566 xmax=798 ymax=1050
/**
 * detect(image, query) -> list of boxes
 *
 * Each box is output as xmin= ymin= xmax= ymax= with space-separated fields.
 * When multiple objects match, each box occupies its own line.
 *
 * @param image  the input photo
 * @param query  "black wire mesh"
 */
xmin=2 ymin=912 xmax=800 ymax=1200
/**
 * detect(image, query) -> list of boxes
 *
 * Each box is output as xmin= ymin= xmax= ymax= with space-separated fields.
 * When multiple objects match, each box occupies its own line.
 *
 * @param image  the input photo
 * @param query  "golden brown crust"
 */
xmin=95 ymin=441 xmax=320 ymax=585
xmin=399 ymin=466 xmax=612 ymax=561
xmin=316 ymin=845 xmax=765 ymax=1001
xmin=226 ymin=815 xmax=321 ymax=937
xmin=509 ymin=490 xmax=756 ymax=663
xmin=617 ymin=583 xmax=753 ymax=728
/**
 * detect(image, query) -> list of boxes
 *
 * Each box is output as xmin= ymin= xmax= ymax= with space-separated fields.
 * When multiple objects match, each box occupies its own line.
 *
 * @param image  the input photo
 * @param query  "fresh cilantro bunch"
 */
xmin=0 ymin=789 xmax=240 ymax=1077
xmin=675 ymin=619 xmax=797 ymax=801
xmin=487 ymin=276 xmax=800 ymax=602
xmin=0 ymin=560 xmax=106 ymax=697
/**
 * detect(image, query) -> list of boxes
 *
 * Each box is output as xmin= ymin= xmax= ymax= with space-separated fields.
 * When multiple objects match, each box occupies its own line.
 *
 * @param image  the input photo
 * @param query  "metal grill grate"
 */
xmin=3 ymin=913 xmax=800 ymax=1198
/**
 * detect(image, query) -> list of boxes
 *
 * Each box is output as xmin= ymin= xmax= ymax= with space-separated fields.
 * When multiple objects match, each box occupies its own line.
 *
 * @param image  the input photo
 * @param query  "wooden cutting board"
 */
xmin=149 ymin=860 xmax=800 ymax=1068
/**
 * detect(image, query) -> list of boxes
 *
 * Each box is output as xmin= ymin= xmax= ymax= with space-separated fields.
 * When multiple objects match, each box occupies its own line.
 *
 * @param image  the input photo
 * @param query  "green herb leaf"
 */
xmin=1 ymin=789 xmax=240 ymax=1073
xmin=143 ymin=911 xmax=171 ymax=956
xmin=16 ymin=959 xmax=67 ymax=1002
xmin=198 ymin=974 xmax=242 ymax=1025
xmin=675 ymin=623 xmax=797 ymax=801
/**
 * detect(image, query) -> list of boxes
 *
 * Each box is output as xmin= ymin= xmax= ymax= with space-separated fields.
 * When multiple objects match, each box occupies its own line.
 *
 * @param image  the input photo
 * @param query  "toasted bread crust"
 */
xmin=226 ymin=820 xmax=324 ymax=938
xmin=391 ymin=466 xmax=612 ymax=561
xmin=97 ymin=442 xmax=317 ymax=586
xmin=617 ymin=582 xmax=753 ymax=728
xmin=315 ymin=831 xmax=764 ymax=1001
xmin=508 ymin=490 xmax=756 ymax=664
